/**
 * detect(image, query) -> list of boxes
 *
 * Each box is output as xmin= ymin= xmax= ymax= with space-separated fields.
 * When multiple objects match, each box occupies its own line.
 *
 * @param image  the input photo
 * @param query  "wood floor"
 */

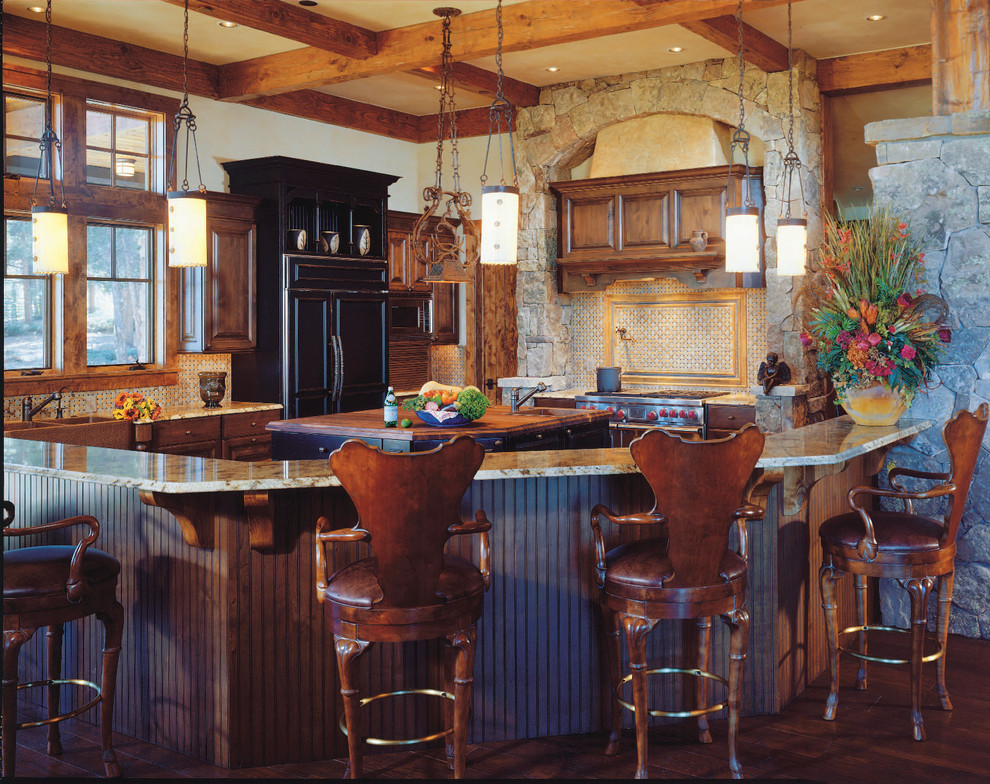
xmin=9 ymin=634 xmax=990 ymax=782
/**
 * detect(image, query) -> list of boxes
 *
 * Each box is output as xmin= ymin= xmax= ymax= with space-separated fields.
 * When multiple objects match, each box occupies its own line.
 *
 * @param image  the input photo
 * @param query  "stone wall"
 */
xmin=513 ymin=54 xmax=824 ymax=428
xmin=866 ymin=111 xmax=990 ymax=638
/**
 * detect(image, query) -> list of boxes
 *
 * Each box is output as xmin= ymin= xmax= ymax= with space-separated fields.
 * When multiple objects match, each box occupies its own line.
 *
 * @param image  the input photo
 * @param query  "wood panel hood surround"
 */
xmin=549 ymin=165 xmax=763 ymax=293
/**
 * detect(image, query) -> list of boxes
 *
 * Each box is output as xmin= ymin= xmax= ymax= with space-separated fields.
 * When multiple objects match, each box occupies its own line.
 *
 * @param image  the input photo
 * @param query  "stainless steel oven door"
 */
xmin=610 ymin=422 xmax=703 ymax=447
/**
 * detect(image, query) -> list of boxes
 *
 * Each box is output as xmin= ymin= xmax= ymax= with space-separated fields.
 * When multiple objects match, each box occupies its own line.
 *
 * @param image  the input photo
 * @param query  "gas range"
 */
xmin=574 ymin=389 xmax=727 ymax=429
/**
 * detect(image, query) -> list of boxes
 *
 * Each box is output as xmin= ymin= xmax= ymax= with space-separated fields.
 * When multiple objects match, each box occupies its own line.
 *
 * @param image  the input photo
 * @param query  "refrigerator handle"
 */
xmin=331 ymin=335 xmax=343 ymax=404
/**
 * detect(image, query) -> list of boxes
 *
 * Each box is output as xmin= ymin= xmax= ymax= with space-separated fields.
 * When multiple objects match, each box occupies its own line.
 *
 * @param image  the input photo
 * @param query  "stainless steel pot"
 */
xmin=596 ymin=366 xmax=622 ymax=393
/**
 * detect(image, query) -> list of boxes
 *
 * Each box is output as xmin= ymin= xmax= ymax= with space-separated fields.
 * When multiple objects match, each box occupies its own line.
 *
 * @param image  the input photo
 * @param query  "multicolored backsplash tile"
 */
xmin=3 ymin=354 xmax=233 ymax=420
xmin=431 ymin=344 xmax=466 ymax=388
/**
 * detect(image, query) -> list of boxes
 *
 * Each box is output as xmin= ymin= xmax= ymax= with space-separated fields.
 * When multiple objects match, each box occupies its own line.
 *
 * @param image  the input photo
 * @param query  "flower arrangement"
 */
xmin=112 ymin=392 xmax=163 ymax=421
xmin=799 ymin=208 xmax=951 ymax=403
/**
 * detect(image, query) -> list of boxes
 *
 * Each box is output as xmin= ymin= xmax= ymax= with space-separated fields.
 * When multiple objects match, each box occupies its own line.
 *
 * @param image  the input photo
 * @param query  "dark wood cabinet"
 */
xmin=223 ymin=157 xmax=398 ymax=416
xmin=148 ymin=409 xmax=281 ymax=460
xmin=549 ymin=165 xmax=764 ymax=292
xmin=705 ymin=402 xmax=756 ymax=439
xmin=177 ymin=192 xmax=260 ymax=353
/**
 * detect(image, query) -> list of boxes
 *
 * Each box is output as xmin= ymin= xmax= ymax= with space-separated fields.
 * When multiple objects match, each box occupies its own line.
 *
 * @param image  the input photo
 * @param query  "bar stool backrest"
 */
xmin=938 ymin=402 xmax=988 ymax=546
xmin=329 ymin=435 xmax=486 ymax=608
xmin=629 ymin=425 xmax=764 ymax=588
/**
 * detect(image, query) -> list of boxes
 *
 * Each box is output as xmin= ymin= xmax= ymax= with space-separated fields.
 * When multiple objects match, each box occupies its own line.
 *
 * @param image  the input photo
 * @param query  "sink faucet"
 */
xmin=509 ymin=382 xmax=548 ymax=413
xmin=21 ymin=387 xmax=71 ymax=422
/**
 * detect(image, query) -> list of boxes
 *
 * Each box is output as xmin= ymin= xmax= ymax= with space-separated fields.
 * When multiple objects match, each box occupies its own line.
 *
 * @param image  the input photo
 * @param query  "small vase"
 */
xmin=198 ymin=371 xmax=227 ymax=409
xmin=838 ymin=383 xmax=909 ymax=426
xmin=688 ymin=230 xmax=708 ymax=252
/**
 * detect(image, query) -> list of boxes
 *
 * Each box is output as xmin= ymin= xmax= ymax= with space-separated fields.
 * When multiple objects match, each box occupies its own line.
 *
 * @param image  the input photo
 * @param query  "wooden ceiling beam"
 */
xmin=679 ymin=16 xmax=789 ymax=72
xmin=417 ymin=106 xmax=515 ymax=142
xmin=158 ymin=0 xmax=377 ymax=59
xmin=817 ymin=44 xmax=932 ymax=95
xmin=2 ymin=12 xmax=220 ymax=99
xmin=408 ymin=63 xmax=541 ymax=108
xmin=219 ymin=0 xmax=800 ymax=100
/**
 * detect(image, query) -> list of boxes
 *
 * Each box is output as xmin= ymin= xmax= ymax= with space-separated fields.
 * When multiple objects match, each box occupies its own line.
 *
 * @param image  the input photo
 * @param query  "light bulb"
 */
xmin=776 ymin=218 xmax=807 ymax=275
xmin=724 ymin=207 xmax=760 ymax=273
xmin=167 ymin=191 xmax=207 ymax=267
xmin=481 ymin=185 xmax=519 ymax=265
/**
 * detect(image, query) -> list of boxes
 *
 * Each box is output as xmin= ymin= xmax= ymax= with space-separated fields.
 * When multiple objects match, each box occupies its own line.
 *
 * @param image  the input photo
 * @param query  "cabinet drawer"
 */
xmin=706 ymin=404 xmax=755 ymax=431
xmin=153 ymin=417 xmax=222 ymax=448
xmin=223 ymin=409 xmax=281 ymax=439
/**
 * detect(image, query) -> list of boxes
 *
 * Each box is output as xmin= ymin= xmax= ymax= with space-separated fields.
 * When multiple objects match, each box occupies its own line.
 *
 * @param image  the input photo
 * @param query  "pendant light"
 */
xmin=776 ymin=0 xmax=808 ymax=275
xmin=166 ymin=0 xmax=207 ymax=268
xmin=724 ymin=0 xmax=760 ymax=274
xmin=414 ymin=7 xmax=481 ymax=283
xmin=479 ymin=0 xmax=519 ymax=266
xmin=31 ymin=0 xmax=68 ymax=276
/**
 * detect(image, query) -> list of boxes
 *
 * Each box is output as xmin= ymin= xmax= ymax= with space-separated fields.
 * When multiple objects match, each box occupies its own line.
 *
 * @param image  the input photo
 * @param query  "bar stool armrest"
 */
xmin=315 ymin=515 xmax=370 ymax=604
xmin=2 ymin=510 xmax=101 ymax=603
xmin=448 ymin=510 xmax=493 ymax=590
xmin=732 ymin=503 xmax=764 ymax=560
xmin=847 ymin=483 xmax=956 ymax=560
xmin=887 ymin=467 xmax=951 ymax=512
xmin=589 ymin=504 xmax=667 ymax=589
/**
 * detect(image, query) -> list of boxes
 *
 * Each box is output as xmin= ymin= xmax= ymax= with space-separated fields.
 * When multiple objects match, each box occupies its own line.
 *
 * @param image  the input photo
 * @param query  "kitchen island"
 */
xmin=3 ymin=417 xmax=931 ymax=768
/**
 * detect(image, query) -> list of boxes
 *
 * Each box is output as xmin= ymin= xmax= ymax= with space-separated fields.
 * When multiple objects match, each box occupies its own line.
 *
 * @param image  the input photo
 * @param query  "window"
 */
xmin=86 ymin=105 xmax=152 ymax=190
xmin=3 ymin=217 xmax=51 ymax=370
xmin=86 ymin=223 xmax=154 ymax=366
xmin=3 ymin=92 xmax=46 ymax=178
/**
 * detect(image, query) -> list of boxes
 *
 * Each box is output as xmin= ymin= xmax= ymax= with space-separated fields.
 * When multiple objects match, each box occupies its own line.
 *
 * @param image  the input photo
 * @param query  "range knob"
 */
xmin=615 ymin=409 xmax=626 ymax=419
xmin=647 ymin=410 xmax=658 ymax=421
xmin=688 ymin=410 xmax=698 ymax=420
xmin=658 ymin=408 xmax=668 ymax=417
xmin=679 ymin=410 xmax=688 ymax=418
xmin=606 ymin=407 xmax=614 ymax=414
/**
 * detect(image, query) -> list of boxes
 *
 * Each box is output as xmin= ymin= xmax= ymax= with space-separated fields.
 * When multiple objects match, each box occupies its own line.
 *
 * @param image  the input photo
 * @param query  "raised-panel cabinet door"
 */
xmin=286 ymin=289 xmax=333 ymax=419
xmin=333 ymin=291 xmax=387 ymax=413
xmin=387 ymin=229 xmax=408 ymax=291
xmin=156 ymin=440 xmax=220 ymax=459
xmin=222 ymin=435 xmax=272 ymax=461
xmin=206 ymin=217 xmax=257 ymax=351
xmin=432 ymin=282 xmax=458 ymax=344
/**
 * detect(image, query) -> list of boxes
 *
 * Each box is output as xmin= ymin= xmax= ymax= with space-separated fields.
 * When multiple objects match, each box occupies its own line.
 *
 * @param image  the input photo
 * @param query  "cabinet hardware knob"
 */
xmin=495 ymin=440 xmax=502 ymax=446
xmin=536 ymin=433 xmax=543 ymax=439
xmin=318 ymin=447 xmax=328 ymax=453
xmin=185 ymin=430 xmax=192 ymax=435
xmin=251 ymin=422 xmax=257 ymax=427
xmin=251 ymin=437 xmax=257 ymax=442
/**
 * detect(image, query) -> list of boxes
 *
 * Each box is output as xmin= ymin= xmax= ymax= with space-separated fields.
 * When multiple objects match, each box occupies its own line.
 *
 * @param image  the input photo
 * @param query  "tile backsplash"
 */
xmin=3 ymin=354 xmax=233 ymax=420
xmin=430 ymin=344 xmax=466 ymax=388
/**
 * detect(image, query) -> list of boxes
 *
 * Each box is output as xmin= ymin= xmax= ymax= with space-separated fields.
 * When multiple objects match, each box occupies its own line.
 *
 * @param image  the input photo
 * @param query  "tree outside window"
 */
xmin=3 ymin=217 xmax=51 ymax=370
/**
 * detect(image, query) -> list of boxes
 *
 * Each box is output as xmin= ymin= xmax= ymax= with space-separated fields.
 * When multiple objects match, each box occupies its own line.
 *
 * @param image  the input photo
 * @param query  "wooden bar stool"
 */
xmin=2 ymin=501 xmax=124 ymax=778
xmin=819 ymin=403 xmax=988 ymax=740
xmin=315 ymin=435 xmax=491 ymax=779
xmin=590 ymin=425 xmax=765 ymax=779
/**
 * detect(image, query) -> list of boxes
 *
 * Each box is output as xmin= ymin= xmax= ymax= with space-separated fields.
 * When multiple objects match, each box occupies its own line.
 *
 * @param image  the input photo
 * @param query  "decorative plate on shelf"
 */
xmin=415 ymin=410 xmax=474 ymax=427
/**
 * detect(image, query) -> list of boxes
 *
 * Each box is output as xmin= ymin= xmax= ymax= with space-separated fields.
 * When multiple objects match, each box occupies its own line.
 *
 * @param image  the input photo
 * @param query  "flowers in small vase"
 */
xmin=799 ymin=208 xmax=950 ymax=402
xmin=113 ymin=392 xmax=163 ymax=421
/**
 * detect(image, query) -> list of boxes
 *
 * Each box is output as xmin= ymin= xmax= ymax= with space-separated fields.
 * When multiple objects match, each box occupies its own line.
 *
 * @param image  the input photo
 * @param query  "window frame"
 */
xmin=3 ymin=63 xmax=180 ymax=395
xmin=3 ymin=215 xmax=53 ymax=371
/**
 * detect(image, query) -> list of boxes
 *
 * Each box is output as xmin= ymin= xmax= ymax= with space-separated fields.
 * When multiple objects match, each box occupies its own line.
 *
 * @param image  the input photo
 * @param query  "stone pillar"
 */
xmin=866 ymin=110 xmax=990 ymax=638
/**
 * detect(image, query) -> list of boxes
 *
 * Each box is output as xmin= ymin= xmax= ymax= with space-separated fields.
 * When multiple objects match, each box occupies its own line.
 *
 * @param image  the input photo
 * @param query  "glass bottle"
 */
xmin=384 ymin=386 xmax=398 ymax=428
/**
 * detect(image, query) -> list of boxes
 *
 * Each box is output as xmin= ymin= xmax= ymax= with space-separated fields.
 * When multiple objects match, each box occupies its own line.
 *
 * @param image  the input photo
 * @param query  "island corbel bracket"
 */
xmin=243 ymin=491 xmax=275 ymax=552
xmin=139 ymin=490 xmax=216 ymax=548
xmin=746 ymin=462 xmax=850 ymax=517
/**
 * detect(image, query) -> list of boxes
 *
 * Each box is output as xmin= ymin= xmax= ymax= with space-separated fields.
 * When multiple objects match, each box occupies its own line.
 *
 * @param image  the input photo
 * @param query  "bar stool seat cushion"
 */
xmin=325 ymin=554 xmax=485 ymax=609
xmin=603 ymin=538 xmax=746 ymax=600
xmin=820 ymin=512 xmax=943 ymax=554
xmin=3 ymin=546 xmax=121 ymax=613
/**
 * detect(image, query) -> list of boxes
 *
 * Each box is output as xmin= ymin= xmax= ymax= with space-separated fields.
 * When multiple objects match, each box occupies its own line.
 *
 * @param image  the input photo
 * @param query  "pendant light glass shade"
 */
xmin=31 ymin=206 xmax=69 ymax=275
xmin=481 ymin=184 xmax=519 ymax=264
xmin=167 ymin=192 xmax=207 ymax=268
xmin=776 ymin=217 xmax=807 ymax=275
xmin=724 ymin=207 xmax=760 ymax=273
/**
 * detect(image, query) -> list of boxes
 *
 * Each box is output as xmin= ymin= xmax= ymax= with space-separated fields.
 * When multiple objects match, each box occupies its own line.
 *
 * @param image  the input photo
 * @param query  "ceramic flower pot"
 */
xmin=838 ymin=383 xmax=910 ymax=426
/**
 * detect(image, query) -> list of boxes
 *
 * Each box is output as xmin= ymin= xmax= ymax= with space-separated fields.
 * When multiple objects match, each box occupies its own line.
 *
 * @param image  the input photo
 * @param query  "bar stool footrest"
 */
xmin=15 ymin=678 xmax=102 ymax=729
xmin=837 ymin=624 xmax=944 ymax=665
xmin=615 ymin=667 xmax=728 ymax=718
xmin=340 ymin=687 xmax=455 ymax=746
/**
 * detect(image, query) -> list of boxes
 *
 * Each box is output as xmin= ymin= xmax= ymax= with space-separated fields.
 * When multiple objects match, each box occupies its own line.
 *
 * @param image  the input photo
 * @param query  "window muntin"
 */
xmin=4 ymin=92 xmax=46 ymax=178
xmin=86 ymin=107 xmax=152 ymax=190
xmin=3 ymin=216 xmax=51 ymax=370
xmin=86 ymin=223 xmax=154 ymax=366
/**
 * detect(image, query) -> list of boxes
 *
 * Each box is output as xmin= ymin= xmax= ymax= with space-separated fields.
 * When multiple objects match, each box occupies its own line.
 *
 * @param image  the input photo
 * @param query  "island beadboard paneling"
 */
xmin=4 ymin=461 xmax=862 ymax=768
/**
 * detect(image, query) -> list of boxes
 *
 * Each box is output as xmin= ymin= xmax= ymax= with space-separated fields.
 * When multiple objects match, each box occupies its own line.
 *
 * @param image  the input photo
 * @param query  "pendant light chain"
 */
xmin=432 ymin=11 xmax=462 ymax=194
xmin=781 ymin=0 xmax=805 ymax=223
xmin=776 ymin=0 xmax=808 ymax=276
xmin=481 ymin=0 xmax=517 ymax=191
xmin=168 ymin=0 xmax=205 ymax=196
xmin=726 ymin=0 xmax=753 ymax=211
xmin=32 ymin=0 xmax=65 ymax=212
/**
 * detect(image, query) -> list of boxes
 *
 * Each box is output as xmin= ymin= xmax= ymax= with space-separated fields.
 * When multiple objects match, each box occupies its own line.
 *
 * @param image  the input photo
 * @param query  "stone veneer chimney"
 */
xmin=867 ymin=110 xmax=990 ymax=638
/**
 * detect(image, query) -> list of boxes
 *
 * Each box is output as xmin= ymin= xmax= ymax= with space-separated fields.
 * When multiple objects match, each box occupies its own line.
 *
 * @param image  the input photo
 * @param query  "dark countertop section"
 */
xmin=266 ymin=405 xmax=611 ymax=442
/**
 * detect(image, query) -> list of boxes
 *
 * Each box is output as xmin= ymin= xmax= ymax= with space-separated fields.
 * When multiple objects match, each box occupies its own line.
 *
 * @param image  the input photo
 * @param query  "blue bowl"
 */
xmin=414 ymin=409 xmax=475 ymax=427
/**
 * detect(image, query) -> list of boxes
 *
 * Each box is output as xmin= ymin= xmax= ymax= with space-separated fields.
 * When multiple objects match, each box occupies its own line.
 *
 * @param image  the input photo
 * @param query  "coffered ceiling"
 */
xmin=3 ymin=0 xmax=936 ymax=210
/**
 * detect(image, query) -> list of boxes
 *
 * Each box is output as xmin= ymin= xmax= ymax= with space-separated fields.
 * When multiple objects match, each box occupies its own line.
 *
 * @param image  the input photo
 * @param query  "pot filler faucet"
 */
xmin=21 ymin=386 xmax=73 ymax=421
xmin=509 ymin=382 xmax=549 ymax=413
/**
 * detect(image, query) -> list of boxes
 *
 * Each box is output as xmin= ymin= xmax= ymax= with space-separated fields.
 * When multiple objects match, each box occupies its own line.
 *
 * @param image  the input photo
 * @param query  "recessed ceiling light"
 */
xmin=218 ymin=20 xmax=238 ymax=28
xmin=299 ymin=0 xmax=317 ymax=6
xmin=545 ymin=66 xmax=560 ymax=73
xmin=866 ymin=14 xmax=886 ymax=21
xmin=668 ymin=47 xmax=684 ymax=53
xmin=27 ymin=5 xmax=44 ymax=12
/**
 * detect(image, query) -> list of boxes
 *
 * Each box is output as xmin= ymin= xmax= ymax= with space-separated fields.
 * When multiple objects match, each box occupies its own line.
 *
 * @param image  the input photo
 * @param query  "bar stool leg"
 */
xmin=46 ymin=623 xmax=65 ymax=756
xmin=905 ymin=576 xmax=934 ymax=741
xmin=603 ymin=607 xmax=623 ymax=756
xmin=820 ymin=562 xmax=842 ymax=721
xmin=722 ymin=606 xmax=749 ymax=780
xmin=97 ymin=601 xmax=124 ymax=776
xmin=854 ymin=574 xmax=869 ymax=690
xmin=935 ymin=572 xmax=954 ymax=711
xmin=446 ymin=626 xmax=477 ymax=779
xmin=621 ymin=614 xmax=656 ymax=780
xmin=695 ymin=617 xmax=712 ymax=744
xmin=335 ymin=636 xmax=370 ymax=779
xmin=3 ymin=628 xmax=35 ymax=778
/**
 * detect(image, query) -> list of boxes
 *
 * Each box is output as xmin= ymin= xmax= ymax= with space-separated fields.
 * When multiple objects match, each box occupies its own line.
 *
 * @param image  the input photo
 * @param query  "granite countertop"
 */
xmin=149 ymin=402 xmax=283 ymax=421
xmin=4 ymin=417 xmax=932 ymax=494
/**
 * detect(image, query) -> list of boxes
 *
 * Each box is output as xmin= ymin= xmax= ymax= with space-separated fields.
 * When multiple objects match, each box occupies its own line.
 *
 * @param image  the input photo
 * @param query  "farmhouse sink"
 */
xmin=4 ymin=417 xmax=133 ymax=450
xmin=4 ymin=415 xmax=116 ymax=431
